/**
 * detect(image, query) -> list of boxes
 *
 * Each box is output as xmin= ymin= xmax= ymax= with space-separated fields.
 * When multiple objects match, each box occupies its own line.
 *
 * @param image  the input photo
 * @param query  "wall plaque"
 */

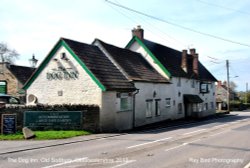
xmin=24 ymin=111 xmax=83 ymax=130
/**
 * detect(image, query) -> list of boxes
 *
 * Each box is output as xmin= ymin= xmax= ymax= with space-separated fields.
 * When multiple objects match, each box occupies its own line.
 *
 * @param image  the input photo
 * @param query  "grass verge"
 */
xmin=0 ymin=130 xmax=91 ymax=140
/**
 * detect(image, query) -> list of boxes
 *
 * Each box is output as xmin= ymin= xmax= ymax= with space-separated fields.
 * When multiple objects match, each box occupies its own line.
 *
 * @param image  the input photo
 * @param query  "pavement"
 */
xmin=0 ymin=111 xmax=243 ymax=155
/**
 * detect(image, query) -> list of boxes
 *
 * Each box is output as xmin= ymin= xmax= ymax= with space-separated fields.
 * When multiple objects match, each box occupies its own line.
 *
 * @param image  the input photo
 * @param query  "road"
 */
xmin=0 ymin=111 xmax=250 ymax=168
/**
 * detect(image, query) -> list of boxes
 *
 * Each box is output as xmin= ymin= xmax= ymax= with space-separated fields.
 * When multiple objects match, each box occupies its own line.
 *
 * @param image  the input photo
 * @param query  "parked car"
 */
xmin=0 ymin=94 xmax=20 ymax=108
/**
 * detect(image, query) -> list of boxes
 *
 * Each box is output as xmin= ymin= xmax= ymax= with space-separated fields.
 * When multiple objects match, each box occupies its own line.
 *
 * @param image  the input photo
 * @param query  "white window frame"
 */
xmin=177 ymin=77 xmax=181 ymax=87
xmin=178 ymin=103 xmax=182 ymax=114
xmin=165 ymin=98 xmax=171 ymax=108
xmin=203 ymin=103 xmax=208 ymax=111
xmin=191 ymin=80 xmax=195 ymax=88
xmin=146 ymin=99 xmax=153 ymax=118
xmin=210 ymin=102 xmax=214 ymax=109
xmin=120 ymin=93 xmax=131 ymax=111
xmin=155 ymin=99 xmax=161 ymax=116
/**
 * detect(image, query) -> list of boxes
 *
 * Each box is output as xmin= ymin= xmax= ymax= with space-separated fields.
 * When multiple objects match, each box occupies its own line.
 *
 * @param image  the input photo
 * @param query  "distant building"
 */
xmin=216 ymin=81 xmax=239 ymax=111
xmin=0 ymin=62 xmax=36 ymax=102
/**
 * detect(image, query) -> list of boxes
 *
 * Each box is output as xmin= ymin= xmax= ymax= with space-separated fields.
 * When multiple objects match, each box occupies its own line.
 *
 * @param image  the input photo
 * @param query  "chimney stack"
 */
xmin=218 ymin=81 xmax=222 ymax=86
xmin=132 ymin=25 xmax=144 ymax=40
xmin=181 ymin=50 xmax=188 ymax=73
xmin=189 ymin=48 xmax=199 ymax=76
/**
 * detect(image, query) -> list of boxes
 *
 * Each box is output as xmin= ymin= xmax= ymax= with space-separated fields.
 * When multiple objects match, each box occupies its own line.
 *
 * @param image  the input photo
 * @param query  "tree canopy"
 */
xmin=0 ymin=42 xmax=19 ymax=64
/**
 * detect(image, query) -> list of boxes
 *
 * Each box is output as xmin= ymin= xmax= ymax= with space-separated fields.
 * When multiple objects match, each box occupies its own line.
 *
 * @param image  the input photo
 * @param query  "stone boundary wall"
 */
xmin=0 ymin=105 xmax=100 ymax=133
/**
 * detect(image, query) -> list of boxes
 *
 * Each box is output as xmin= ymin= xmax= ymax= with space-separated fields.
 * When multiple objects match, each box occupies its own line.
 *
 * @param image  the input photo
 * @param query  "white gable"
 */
xmin=26 ymin=46 xmax=102 ymax=105
xmin=129 ymin=41 xmax=169 ymax=79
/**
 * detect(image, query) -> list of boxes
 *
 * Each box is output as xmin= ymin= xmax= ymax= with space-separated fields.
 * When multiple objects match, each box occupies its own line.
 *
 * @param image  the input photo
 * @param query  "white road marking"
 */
xmin=97 ymin=137 xmax=108 ymax=141
xmin=165 ymin=139 xmax=201 ymax=152
xmin=183 ymin=139 xmax=201 ymax=145
xmin=182 ymin=129 xmax=207 ymax=135
xmin=165 ymin=144 xmax=185 ymax=152
xmin=213 ymin=123 xmax=228 ymax=128
xmin=229 ymin=121 xmax=239 ymax=124
xmin=244 ymin=161 xmax=250 ymax=168
xmin=111 ymin=160 xmax=136 ymax=168
xmin=210 ymin=130 xmax=229 ymax=137
xmin=41 ymin=157 xmax=88 ymax=168
xmin=127 ymin=137 xmax=173 ymax=149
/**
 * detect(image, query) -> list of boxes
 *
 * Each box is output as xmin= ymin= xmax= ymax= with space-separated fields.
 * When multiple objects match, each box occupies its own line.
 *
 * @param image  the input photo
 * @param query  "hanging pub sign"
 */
xmin=47 ymin=67 xmax=79 ymax=80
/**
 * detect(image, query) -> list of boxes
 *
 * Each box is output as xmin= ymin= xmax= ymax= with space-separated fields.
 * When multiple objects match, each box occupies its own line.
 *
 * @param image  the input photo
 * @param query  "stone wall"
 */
xmin=0 ymin=105 xmax=100 ymax=133
xmin=0 ymin=64 xmax=19 ymax=96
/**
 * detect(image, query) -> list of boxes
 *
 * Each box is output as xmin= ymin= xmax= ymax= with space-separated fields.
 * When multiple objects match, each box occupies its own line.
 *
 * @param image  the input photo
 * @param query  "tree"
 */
xmin=230 ymin=81 xmax=237 ymax=92
xmin=223 ymin=81 xmax=237 ymax=92
xmin=0 ymin=42 xmax=19 ymax=63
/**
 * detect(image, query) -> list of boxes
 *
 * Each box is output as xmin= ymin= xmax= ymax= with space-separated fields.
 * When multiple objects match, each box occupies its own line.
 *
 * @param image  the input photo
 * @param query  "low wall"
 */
xmin=0 ymin=105 xmax=100 ymax=133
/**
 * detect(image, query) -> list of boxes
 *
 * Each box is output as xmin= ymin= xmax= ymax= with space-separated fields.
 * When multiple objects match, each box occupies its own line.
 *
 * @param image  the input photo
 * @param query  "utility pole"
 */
xmin=246 ymin=82 xmax=248 ymax=104
xmin=226 ymin=60 xmax=230 ymax=112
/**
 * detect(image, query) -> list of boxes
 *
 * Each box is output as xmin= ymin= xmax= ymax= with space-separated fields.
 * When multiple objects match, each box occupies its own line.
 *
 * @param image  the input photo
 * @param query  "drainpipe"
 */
xmin=132 ymin=89 xmax=140 ymax=128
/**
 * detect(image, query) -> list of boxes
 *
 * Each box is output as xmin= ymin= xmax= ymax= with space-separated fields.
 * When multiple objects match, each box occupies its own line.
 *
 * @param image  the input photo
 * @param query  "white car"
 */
xmin=0 ymin=94 xmax=20 ymax=108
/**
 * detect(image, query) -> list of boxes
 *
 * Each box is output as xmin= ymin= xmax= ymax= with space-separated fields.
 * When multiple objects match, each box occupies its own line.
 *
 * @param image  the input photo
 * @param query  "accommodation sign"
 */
xmin=24 ymin=111 xmax=83 ymax=130
xmin=1 ymin=114 xmax=17 ymax=134
xmin=47 ymin=68 xmax=79 ymax=80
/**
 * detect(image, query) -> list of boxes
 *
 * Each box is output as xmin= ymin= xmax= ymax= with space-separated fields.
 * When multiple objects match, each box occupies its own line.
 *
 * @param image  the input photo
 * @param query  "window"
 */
xmin=155 ymin=99 xmax=161 ymax=116
xmin=120 ymin=93 xmax=131 ymax=111
xmin=204 ymin=103 xmax=208 ymax=111
xmin=177 ymin=77 xmax=181 ymax=87
xmin=191 ymin=80 xmax=195 ymax=88
xmin=0 ymin=81 xmax=7 ymax=94
xmin=210 ymin=102 xmax=214 ymax=109
xmin=165 ymin=98 xmax=171 ymax=108
xmin=192 ymin=103 xmax=202 ymax=112
xmin=146 ymin=99 xmax=153 ymax=118
xmin=192 ymin=104 xmax=198 ymax=112
xmin=200 ymin=83 xmax=209 ymax=93
xmin=178 ymin=103 xmax=182 ymax=114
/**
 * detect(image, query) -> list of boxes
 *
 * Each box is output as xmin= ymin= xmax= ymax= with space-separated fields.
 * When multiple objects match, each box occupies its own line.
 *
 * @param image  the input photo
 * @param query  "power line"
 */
xmin=196 ymin=0 xmax=250 ymax=16
xmin=106 ymin=0 xmax=187 ymax=48
xmin=105 ymin=0 xmax=250 ymax=48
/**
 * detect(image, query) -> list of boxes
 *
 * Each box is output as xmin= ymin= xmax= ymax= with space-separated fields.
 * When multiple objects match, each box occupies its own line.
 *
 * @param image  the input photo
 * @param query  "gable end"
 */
xmin=23 ymin=39 xmax=106 ymax=91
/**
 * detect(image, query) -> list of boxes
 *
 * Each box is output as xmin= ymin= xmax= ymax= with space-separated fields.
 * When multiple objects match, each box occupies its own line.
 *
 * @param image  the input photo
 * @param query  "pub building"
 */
xmin=24 ymin=27 xmax=217 ymax=132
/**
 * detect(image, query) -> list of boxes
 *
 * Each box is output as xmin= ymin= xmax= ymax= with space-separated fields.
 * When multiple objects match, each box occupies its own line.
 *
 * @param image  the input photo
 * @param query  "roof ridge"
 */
xmin=143 ymin=39 xmax=184 ymax=54
xmin=96 ymin=39 xmax=142 ymax=56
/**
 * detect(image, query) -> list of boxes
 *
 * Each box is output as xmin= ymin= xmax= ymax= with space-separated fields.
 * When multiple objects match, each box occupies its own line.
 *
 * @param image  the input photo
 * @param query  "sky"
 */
xmin=0 ymin=0 xmax=250 ymax=91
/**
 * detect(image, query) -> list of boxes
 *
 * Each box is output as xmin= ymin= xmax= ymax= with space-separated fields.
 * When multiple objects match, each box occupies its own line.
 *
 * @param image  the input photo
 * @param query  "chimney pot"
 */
xmin=192 ymin=53 xmax=199 ymax=76
xmin=190 ymin=48 xmax=196 ymax=55
xmin=218 ymin=81 xmax=222 ymax=86
xmin=132 ymin=25 xmax=144 ymax=40
xmin=181 ymin=50 xmax=188 ymax=73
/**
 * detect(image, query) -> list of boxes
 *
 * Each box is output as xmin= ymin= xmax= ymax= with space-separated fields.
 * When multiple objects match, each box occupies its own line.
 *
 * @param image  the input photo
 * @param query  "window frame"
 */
xmin=178 ymin=103 xmax=182 ymax=114
xmin=165 ymin=98 xmax=171 ymax=108
xmin=119 ymin=93 xmax=131 ymax=111
xmin=146 ymin=99 xmax=153 ymax=118
xmin=155 ymin=99 xmax=161 ymax=116
xmin=177 ymin=77 xmax=181 ymax=87
xmin=0 ymin=81 xmax=7 ymax=94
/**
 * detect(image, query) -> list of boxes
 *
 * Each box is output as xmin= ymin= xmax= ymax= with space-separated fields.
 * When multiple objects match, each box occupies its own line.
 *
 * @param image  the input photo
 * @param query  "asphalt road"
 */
xmin=0 ymin=111 xmax=250 ymax=168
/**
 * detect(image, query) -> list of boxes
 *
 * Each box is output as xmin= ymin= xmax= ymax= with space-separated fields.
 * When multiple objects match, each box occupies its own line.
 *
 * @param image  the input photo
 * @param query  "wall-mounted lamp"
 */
xmin=29 ymin=54 xmax=38 ymax=68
